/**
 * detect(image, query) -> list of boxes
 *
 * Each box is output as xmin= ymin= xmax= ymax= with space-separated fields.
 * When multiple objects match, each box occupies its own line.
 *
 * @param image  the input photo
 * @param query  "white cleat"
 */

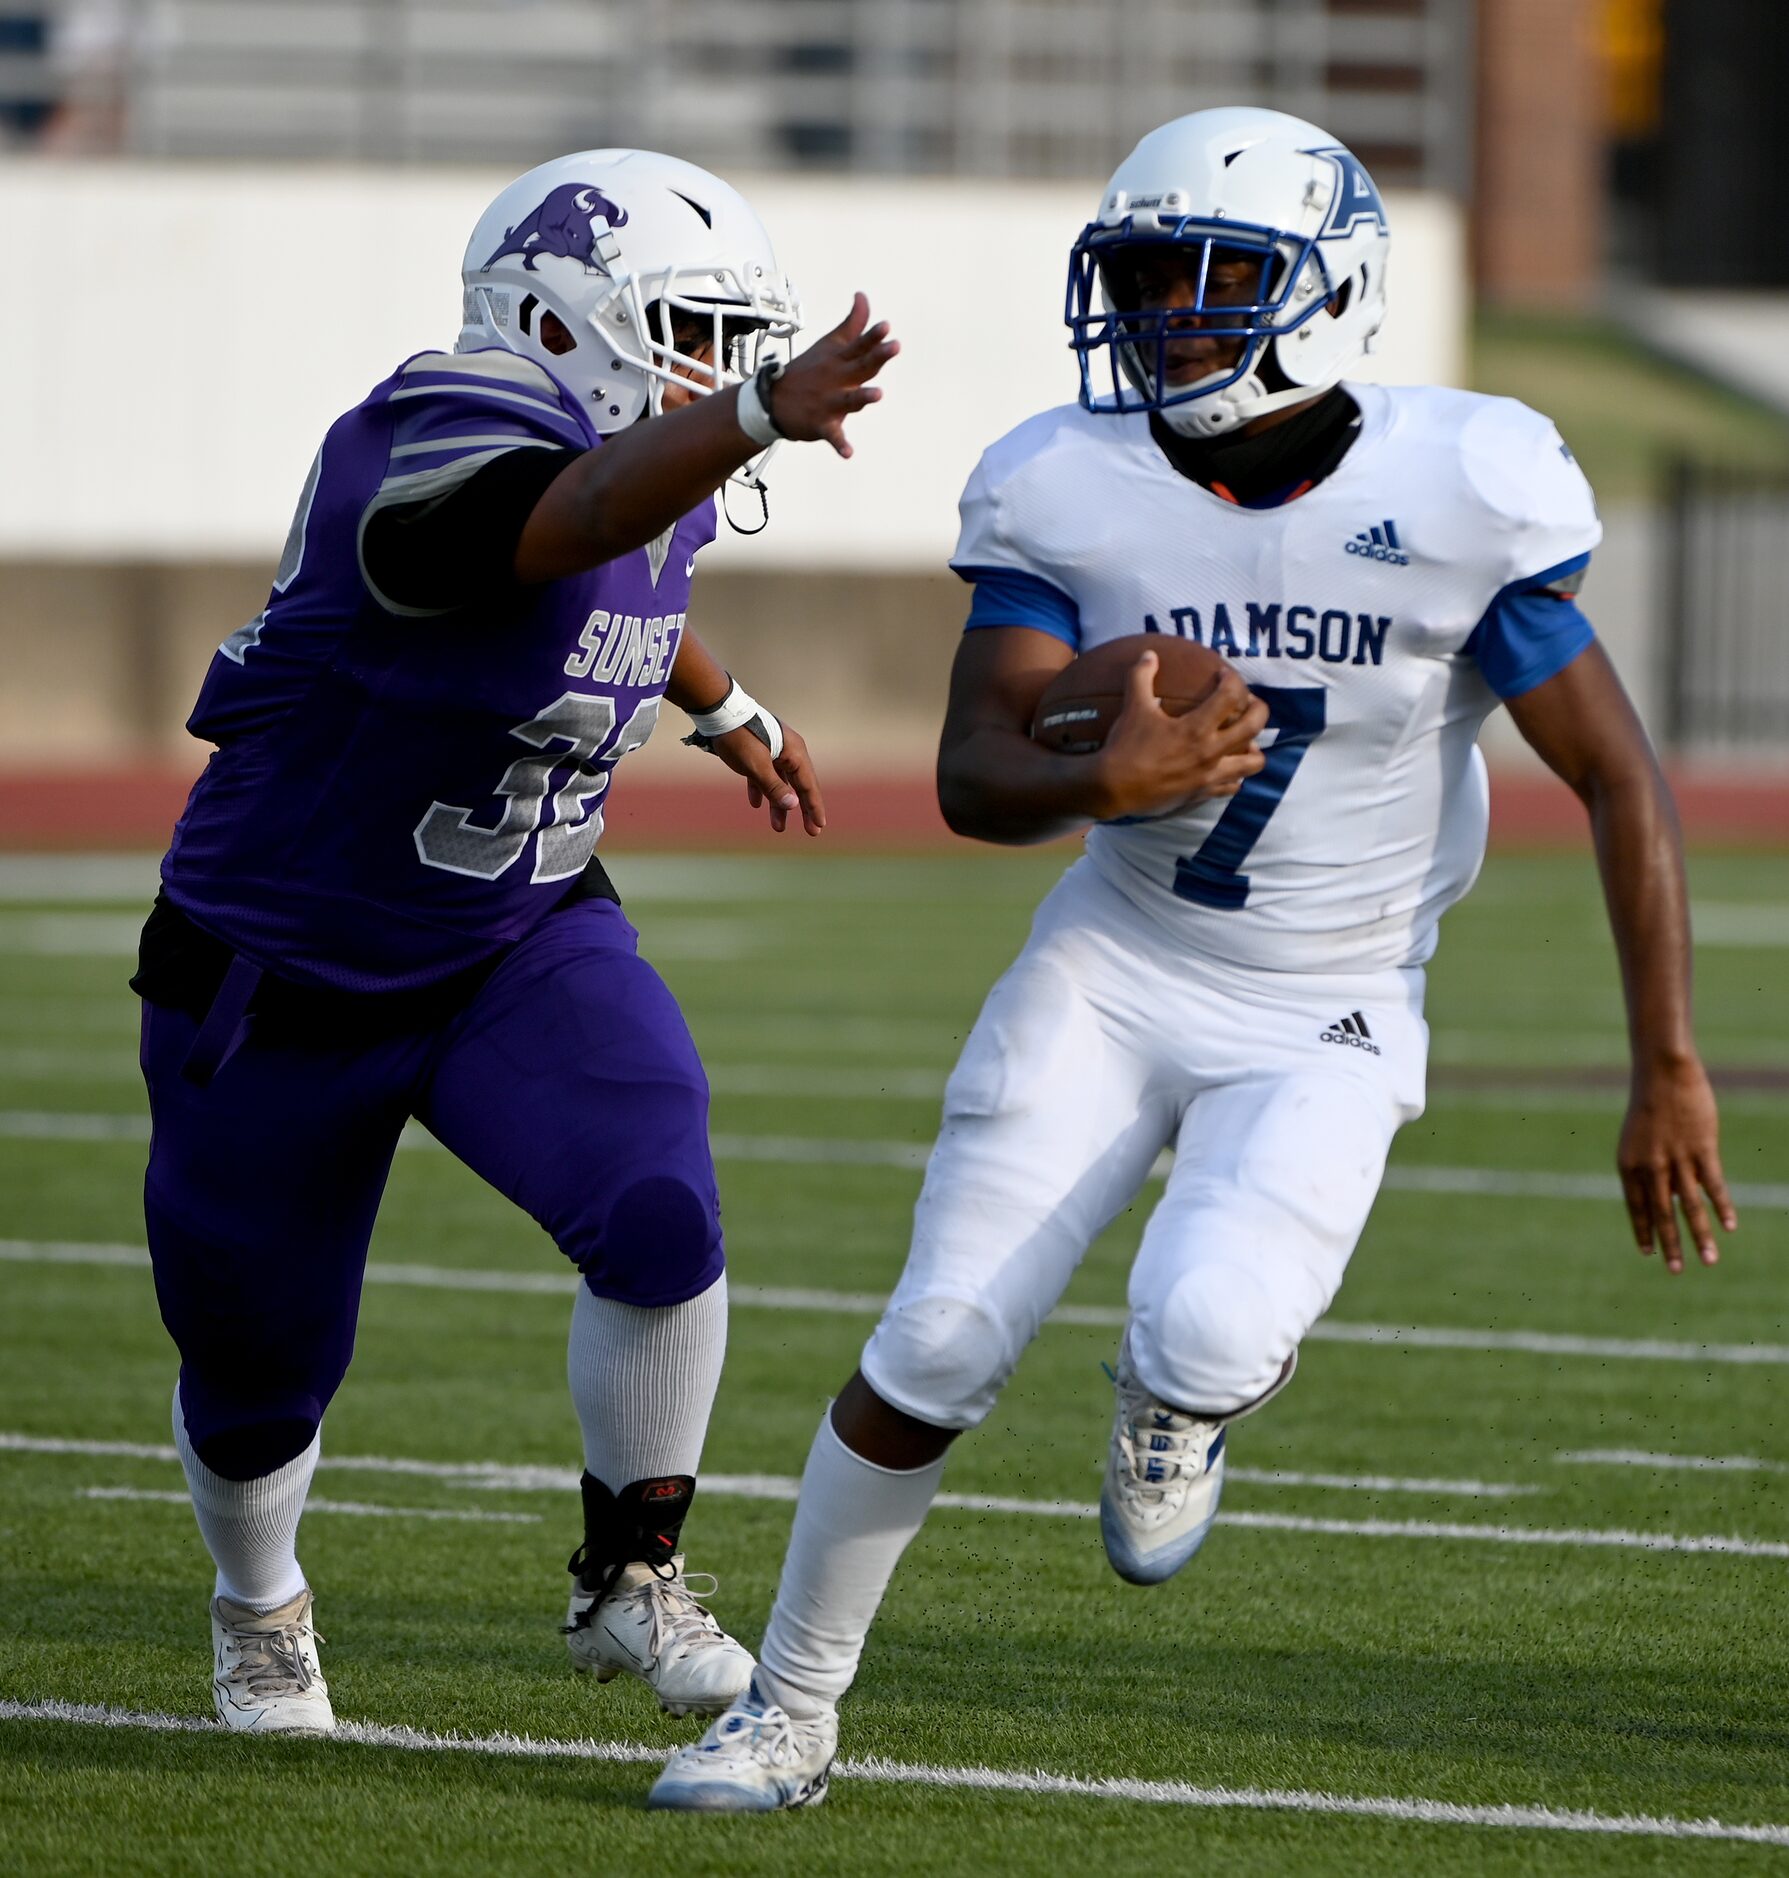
xmin=648 ymin=1676 xmax=838 ymax=1812
xmin=1101 ymin=1339 xmax=1230 ymax=1586
xmin=210 ymin=1587 xmax=335 ymax=1734
xmin=564 ymin=1556 xmax=754 ymax=1719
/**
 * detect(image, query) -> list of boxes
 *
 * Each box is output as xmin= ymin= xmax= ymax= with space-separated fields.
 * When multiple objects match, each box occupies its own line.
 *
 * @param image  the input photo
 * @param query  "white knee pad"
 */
xmin=860 ymin=1294 xmax=1015 ymax=1432
xmin=1130 ymin=1261 xmax=1297 ymax=1416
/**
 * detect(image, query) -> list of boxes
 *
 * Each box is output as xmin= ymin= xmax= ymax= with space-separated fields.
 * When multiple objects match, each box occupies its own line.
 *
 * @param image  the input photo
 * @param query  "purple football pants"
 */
xmin=140 ymin=898 xmax=723 ymax=1476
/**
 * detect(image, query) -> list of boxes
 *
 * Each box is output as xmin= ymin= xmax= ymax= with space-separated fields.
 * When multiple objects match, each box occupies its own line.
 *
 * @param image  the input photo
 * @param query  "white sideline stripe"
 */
xmin=1216 ymin=1512 xmax=1789 ymax=1559
xmin=1226 ymin=1468 xmax=1537 ymax=1499
xmin=1560 ymin=1448 xmax=1789 ymax=1476
xmin=0 ymin=856 xmax=158 ymax=900
xmin=78 ymin=1487 xmax=539 ymax=1524
xmin=6 ymin=1107 xmax=1789 ymax=1211
xmin=11 ymin=1435 xmax=1785 ymax=1560
xmin=4 ymin=1050 xmax=1787 ymax=1117
xmin=3 ymin=1435 xmax=1532 ymax=1505
xmin=0 ymin=914 xmax=146 ymax=957
xmin=1692 ymin=902 xmax=1789 ymax=946
xmin=5 ymin=1050 xmax=1789 ymax=1117
xmin=7 ymin=1239 xmax=1789 ymax=1370
xmin=1296 ymin=1318 xmax=1789 ymax=1367
xmin=0 ymin=1110 xmax=150 ymax=1141
xmin=0 ymin=1700 xmax=1783 ymax=1845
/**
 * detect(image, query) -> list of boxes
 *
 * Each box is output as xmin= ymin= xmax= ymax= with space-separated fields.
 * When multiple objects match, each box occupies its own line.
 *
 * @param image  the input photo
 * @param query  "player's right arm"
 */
xmin=937 ymin=632 xmax=1266 ymax=845
xmin=515 ymin=293 xmax=896 ymax=581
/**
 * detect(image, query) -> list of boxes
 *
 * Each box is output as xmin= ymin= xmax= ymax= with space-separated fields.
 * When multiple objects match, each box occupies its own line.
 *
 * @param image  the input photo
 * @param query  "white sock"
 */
xmin=171 ymin=1387 xmax=316 ymax=1611
xmin=755 ymin=1412 xmax=947 ymax=1718
xmin=567 ymin=1274 xmax=728 ymax=1490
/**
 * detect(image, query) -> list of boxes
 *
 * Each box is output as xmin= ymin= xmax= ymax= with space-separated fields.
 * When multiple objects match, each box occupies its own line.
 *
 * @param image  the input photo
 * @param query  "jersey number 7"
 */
xmin=1171 ymin=685 xmax=1327 ymax=911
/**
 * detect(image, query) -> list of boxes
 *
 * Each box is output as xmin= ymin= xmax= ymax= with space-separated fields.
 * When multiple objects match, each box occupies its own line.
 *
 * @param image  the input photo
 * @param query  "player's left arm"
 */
xmin=665 ymin=629 xmax=824 ymax=837
xmin=1506 ymin=645 xmax=1738 ymax=1273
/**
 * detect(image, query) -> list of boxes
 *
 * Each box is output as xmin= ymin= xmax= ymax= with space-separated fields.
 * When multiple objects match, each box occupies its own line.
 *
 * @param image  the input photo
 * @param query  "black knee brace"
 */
xmin=568 ymin=1470 xmax=696 ymax=1600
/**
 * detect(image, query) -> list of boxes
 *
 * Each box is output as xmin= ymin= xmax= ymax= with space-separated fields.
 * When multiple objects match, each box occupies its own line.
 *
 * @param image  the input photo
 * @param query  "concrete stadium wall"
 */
xmin=0 ymin=159 xmax=1469 ymax=774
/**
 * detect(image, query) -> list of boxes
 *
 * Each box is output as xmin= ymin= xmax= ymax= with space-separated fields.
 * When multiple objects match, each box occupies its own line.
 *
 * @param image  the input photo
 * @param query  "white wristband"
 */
xmin=684 ymin=678 xmax=785 ymax=760
xmin=734 ymin=363 xmax=786 ymax=450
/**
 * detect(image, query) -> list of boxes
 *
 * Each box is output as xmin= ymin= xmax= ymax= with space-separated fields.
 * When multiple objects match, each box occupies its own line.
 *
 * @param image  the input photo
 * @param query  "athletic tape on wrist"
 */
xmin=734 ymin=363 xmax=786 ymax=450
xmin=683 ymin=679 xmax=785 ymax=760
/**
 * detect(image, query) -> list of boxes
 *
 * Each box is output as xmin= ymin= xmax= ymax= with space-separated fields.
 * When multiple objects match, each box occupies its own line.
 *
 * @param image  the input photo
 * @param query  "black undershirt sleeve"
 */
xmin=360 ymin=445 xmax=579 ymax=614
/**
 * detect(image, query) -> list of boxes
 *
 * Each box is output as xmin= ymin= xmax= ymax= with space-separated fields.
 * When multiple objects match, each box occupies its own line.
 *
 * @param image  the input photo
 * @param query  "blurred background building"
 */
xmin=2 ymin=0 xmax=1786 ymax=842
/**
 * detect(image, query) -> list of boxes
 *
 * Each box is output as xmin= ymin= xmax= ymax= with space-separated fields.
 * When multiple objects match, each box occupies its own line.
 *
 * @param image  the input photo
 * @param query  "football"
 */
xmin=1031 ymin=633 xmax=1229 ymax=754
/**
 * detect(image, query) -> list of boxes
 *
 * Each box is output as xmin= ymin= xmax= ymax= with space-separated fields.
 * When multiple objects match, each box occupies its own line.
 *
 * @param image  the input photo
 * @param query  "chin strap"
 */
xmin=1157 ymin=368 xmax=1332 ymax=440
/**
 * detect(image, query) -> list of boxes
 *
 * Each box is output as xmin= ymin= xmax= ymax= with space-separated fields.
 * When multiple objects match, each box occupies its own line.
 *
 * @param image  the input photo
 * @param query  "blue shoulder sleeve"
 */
xmin=1466 ymin=552 xmax=1595 ymax=699
xmin=956 ymin=564 xmax=1082 ymax=649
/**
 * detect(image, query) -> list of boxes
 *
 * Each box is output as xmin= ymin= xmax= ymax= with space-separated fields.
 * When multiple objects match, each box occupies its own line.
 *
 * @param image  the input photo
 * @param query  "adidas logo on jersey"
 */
xmin=1319 ymin=1011 xmax=1381 ymax=1054
xmin=1344 ymin=520 xmax=1409 ymax=566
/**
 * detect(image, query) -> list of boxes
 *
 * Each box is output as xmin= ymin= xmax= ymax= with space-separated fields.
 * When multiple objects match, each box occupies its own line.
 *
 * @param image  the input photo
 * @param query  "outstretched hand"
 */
xmin=706 ymin=720 xmax=826 ymax=836
xmin=768 ymin=293 xmax=899 ymax=459
xmin=1617 ymin=1056 xmax=1738 ymax=1273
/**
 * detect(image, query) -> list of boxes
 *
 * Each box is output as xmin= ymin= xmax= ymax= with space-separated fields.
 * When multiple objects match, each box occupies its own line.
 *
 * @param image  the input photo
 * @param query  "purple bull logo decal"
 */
xmin=483 ymin=183 xmax=629 ymax=272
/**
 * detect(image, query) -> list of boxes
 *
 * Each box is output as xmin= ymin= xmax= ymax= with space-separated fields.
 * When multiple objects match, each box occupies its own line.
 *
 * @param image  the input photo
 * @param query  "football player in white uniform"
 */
xmin=650 ymin=107 xmax=1738 ymax=1811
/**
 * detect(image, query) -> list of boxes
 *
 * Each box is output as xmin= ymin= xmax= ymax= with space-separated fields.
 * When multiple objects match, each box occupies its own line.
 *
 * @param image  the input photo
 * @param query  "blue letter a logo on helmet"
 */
xmin=1308 ymin=146 xmax=1387 ymax=239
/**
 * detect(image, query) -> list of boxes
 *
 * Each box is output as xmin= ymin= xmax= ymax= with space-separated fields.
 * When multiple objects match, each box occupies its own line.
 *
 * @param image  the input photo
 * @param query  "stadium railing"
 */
xmin=11 ymin=0 xmax=1471 ymax=187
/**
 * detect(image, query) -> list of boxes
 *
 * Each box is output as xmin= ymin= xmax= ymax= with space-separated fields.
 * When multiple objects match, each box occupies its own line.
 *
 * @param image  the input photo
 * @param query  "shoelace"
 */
xmin=707 ymin=1699 xmax=807 ymax=1769
xmin=225 ymin=1619 xmax=319 ymax=1697
xmin=1112 ymin=1378 xmax=1212 ymax=1507
xmin=630 ymin=1572 xmax=729 ymax=1660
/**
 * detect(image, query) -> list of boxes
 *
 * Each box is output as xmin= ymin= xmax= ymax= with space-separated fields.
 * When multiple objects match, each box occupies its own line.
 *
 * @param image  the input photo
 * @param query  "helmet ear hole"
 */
xmin=1328 ymin=277 xmax=1354 ymax=318
xmin=538 ymin=309 xmax=578 ymax=356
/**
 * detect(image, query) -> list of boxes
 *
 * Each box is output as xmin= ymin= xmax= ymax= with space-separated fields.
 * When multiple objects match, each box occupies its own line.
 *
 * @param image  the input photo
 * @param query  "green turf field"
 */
xmin=2 ymin=846 xmax=1786 ymax=1874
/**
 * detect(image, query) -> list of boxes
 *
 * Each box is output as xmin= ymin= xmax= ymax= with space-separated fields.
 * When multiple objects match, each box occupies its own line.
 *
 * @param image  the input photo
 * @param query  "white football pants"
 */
xmin=861 ymin=859 xmax=1429 ymax=1425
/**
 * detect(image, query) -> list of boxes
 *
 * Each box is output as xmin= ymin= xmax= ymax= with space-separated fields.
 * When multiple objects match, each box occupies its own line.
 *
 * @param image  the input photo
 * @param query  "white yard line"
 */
xmin=708 ymin=1064 xmax=949 ymax=1100
xmin=5 ymin=1434 xmax=1530 ymax=1504
xmin=11 ymin=1434 xmax=1785 ymax=1560
xmin=1224 ymin=1468 xmax=1537 ymax=1499
xmin=0 ymin=855 xmax=161 ymax=902
xmin=5 ymin=1052 xmax=1787 ymax=1116
xmin=0 ymin=1698 xmax=1783 ymax=1844
xmin=78 ymin=1486 xmax=538 ymax=1523
xmin=0 ymin=1110 xmax=150 ymax=1141
xmin=1692 ymin=903 xmax=1789 ymax=947
xmin=8 ymin=1107 xmax=1789 ymax=1209
xmin=1558 ymin=1448 xmax=1789 ymax=1476
xmin=0 ymin=1046 xmax=147 ymax=1079
xmin=1300 ymin=1318 xmax=1789 ymax=1366
xmin=0 ymin=914 xmax=148 ymax=957
xmin=6 ymin=1239 xmax=1788 ymax=1369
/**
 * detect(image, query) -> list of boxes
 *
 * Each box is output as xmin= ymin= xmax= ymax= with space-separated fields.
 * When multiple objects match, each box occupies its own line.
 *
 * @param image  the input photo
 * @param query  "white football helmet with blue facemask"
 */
xmin=1068 ymin=106 xmax=1391 ymax=439
xmin=458 ymin=149 xmax=801 ymax=435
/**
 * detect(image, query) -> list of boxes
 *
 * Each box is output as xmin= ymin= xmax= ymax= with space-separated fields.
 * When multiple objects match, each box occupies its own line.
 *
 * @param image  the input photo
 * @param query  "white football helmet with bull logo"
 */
xmin=1068 ymin=106 xmax=1391 ymax=438
xmin=459 ymin=150 xmax=801 ymax=433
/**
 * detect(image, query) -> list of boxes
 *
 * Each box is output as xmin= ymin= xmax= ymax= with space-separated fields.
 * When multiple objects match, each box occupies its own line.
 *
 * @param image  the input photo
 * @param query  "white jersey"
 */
xmin=952 ymin=382 xmax=1602 ymax=972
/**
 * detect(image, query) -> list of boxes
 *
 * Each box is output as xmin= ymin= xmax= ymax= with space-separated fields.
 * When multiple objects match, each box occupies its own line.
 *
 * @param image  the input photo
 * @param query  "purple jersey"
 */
xmin=162 ymin=349 xmax=716 ymax=993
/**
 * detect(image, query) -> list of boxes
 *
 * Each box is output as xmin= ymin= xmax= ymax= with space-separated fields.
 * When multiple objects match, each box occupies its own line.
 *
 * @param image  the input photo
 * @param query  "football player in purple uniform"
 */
xmin=130 ymin=150 xmax=897 ymax=1734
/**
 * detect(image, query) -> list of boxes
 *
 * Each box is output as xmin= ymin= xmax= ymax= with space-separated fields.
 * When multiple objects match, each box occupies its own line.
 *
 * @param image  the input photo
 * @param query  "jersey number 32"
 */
xmin=413 ymin=692 xmax=659 ymax=884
